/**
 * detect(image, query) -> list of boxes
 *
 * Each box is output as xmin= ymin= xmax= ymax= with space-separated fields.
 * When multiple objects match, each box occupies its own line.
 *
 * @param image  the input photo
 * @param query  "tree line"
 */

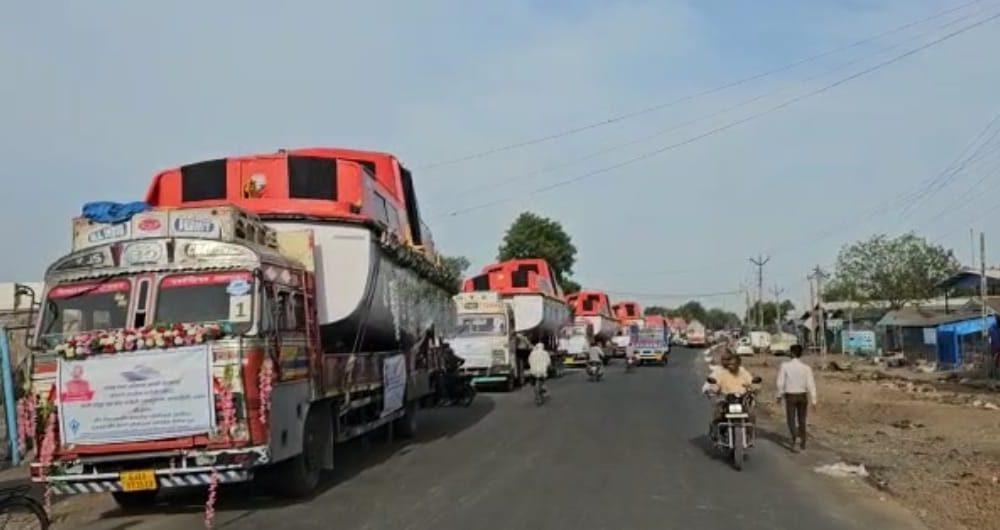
xmin=644 ymin=301 xmax=742 ymax=330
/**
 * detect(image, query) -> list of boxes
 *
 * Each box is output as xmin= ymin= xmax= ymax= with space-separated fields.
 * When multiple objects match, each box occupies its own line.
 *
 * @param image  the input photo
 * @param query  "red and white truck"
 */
xmin=26 ymin=148 xmax=457 ymax=507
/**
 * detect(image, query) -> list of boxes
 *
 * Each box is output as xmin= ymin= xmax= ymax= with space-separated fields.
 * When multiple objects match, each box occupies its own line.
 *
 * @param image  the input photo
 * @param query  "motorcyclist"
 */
xmin=624 ymin=342 xmax=637 ymax=367
xmin=703 ymin=350 xmax=758 ymax=428
xmin=587 ymin=342 xmax=604 ymax=377
xmin=528 ymin=342 xmax=552 ymax=395
xmin=438 ymin=341 xmax=465 ymax=404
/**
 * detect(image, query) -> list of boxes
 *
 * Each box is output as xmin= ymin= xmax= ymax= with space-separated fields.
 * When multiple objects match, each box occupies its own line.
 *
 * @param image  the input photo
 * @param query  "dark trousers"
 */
xmin=784 ymin=393 xmax=809 ymax=442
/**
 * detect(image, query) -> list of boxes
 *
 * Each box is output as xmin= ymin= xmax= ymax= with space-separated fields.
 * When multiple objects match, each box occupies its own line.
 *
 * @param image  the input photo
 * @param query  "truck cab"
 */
xmin=448 ymin=292 xmax=520 ymax=390
xmin=558 ymin=322 xmax=594 ymax=367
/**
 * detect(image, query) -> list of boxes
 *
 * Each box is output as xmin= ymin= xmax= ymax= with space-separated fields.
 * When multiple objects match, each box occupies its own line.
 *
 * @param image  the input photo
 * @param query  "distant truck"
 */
xmin=634 ymin=322 xmax=670 ymax=365
xmin=559 ymin=322 xmax=594 ymax=367
xmin=685 ymin=319 xmax=708 ymax=348
xmin=749 ymin=331 xmax=773 ymax=354
xmin=448 ymin=292 xmax=521 ymax=390
xmin=769 ymin=332 xmax=799 ymax=356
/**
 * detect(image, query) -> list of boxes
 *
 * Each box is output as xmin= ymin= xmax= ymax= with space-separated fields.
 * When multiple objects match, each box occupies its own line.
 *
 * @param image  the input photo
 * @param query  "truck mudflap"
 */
xmin=41 ymin=466 xmax=252 ymax=495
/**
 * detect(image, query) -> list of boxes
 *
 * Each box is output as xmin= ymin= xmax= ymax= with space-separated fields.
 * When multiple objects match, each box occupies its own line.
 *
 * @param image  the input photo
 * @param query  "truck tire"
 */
xmin=112 ymin=490 xmax=158 ymax=511
xmin=274 ymin=407 xmax=325 ymax=498
xmin=394 ymin=401 xmax=419 ymax=438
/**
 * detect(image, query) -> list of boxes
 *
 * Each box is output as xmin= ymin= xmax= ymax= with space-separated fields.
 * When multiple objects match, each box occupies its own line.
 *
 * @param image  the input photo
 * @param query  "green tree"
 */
xmin=675 ymin=300 xmax=707 ymax=324
xmin=644 ymin=306 xmax=672 ymax=317
xmin=704 ymin=308 xmax=741 ymax=329
xmin=748 ymin=300 xmax=796 ymax=325
xmin=441 ymin=255 xmax=471 ymax=291
xmin=560 ymin=278 xmax=582 ymax=295
xmin=497 ymin=212 xmax=578 ymax=290
xmin=825 ymin=233 xmax=960 ymax=309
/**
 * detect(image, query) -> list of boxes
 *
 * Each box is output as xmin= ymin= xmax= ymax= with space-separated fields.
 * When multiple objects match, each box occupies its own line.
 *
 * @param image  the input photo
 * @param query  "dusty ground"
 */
xmin=738 ymin=352 xmax=1000 ymax=530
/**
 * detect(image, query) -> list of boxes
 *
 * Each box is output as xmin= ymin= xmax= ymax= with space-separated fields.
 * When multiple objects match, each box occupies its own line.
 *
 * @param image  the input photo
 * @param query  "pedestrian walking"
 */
xmin=776 ymin=344 xmax=817 ymax=452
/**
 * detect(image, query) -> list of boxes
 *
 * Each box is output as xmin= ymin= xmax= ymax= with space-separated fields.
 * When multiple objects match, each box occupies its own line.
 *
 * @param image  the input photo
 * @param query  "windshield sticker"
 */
xmin=228 ymin=295 xmax=252 ymax=323
xmin=225 ymin=278 xmax=252 ymax=296
xmin=48 ymin=280 xmax=131 ymax=299
xmin=161 ymin=272 xmax=252 ymax=288
xmin=113 ymin=293 xmax=128 ymax=308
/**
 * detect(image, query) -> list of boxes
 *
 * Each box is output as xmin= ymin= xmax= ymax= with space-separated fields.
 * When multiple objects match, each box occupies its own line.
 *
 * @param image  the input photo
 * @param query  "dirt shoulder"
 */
xmin=738 ymin=352 xmax=1000 ymax=530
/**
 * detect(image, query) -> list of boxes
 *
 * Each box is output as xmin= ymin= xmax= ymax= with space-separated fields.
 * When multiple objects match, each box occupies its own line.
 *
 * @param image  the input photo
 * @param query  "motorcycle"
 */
xmin=586 ymin=361 xmax=604 ymax=382
xmin=532 ymin=376 xmax=547 ymax=406
xmin=625 ymin=355 xmax=637 ymax=373
xmin=706 ymin=375 xmax=762 ymax=470
xmin=440 ymin=373 xmax=477 ymax=407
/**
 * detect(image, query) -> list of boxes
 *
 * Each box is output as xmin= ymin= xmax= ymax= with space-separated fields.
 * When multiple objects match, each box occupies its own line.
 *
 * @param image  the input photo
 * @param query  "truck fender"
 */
xmin=268 ymin=381 xmax=334 ymax=470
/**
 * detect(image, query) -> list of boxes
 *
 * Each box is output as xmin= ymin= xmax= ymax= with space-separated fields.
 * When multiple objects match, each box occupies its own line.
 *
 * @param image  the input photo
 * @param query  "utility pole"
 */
xmin=749 ymin=255 xmax=770 ymax=330
xmin=809 ymin=266 xmax=829 ymax=356
xmin=771 ymin=284 xmax=785 ymax=333
xmin=808 ymin=276 xmax=817 ymax=350
xmin=971 ymin=228 xmax=977 ymax=268
xmin=980 ymin=232 xmax=988 ymax=351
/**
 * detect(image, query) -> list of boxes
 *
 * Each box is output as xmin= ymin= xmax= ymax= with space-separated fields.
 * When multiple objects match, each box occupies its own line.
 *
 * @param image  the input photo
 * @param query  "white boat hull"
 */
xmin=267 ymin=222 xmax=455 ymax=351
xmin=506 ymin=294 xmax=570 ymax=343
xmin=578 ymin=315 xmax=620 ymax=341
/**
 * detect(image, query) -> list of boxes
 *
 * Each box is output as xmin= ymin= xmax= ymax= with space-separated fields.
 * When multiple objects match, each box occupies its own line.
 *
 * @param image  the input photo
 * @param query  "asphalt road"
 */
xmin=77 ymin=347 xmax=923 ymax=530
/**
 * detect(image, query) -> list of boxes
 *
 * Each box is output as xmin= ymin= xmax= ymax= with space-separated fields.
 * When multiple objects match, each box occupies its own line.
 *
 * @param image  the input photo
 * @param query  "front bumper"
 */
xmin=637 ymin=350 xmax=668 ymax=362
xmin=33 ymin=446 xmax=267 ymax=495
xmin=563 ymin=355 xmax=588 ymax=367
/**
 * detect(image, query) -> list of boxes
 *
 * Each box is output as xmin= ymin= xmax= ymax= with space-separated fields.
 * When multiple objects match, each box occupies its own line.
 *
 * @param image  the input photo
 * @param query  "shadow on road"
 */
xmin=89 ymin=395 xmax=498 ymax=522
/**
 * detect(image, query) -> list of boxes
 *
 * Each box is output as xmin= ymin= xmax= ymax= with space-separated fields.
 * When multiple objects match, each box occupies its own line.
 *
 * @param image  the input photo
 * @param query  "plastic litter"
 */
xmin=815 ymin=462 xmax=869 ymax=478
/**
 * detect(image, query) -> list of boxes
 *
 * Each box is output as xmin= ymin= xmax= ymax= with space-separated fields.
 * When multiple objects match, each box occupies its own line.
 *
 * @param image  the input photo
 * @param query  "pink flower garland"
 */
xmin=54 ymin=323 xmax=224 ymax=360
xmin=218 ymin=383 xmax=235 ymax=442
xmin=39 ymin=408 xmax=56 ymax=516
xmin=204 ymin=467 xmax=219 ymax=529
xmin=258 ymin=358 xmax=274 ymax=426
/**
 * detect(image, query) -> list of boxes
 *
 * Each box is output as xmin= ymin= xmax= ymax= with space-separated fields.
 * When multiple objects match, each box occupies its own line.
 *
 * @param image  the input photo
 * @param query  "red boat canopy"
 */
xmin=613 ymin=301 xmax=642 ymax=321
xmin=644 ymin=315 xmax=668 ymax=328
xmin=144 ymin=147 xmax=435 ymax=254
xmin=566 ymin=291 xmax=614 ymax=318
xmin=462 ymin=259 xmax=564 ymax=298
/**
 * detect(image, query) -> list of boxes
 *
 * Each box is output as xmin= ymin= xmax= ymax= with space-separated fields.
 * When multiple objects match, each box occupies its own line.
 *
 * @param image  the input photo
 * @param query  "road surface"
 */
xmin=73 ymin=348 xmax=923 ymax=530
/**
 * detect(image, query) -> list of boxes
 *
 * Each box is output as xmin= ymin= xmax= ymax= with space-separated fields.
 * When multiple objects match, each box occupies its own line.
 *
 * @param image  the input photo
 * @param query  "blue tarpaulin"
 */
xmin=936 ymin=315 xmax=998 ymax=366
xmin=82 ymin=201 xmax=150 ymax=224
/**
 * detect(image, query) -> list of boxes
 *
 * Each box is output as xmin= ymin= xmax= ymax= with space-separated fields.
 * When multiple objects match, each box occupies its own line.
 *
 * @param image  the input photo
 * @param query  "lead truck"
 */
xmin=27 ymin=148 xmax=457 ymax=507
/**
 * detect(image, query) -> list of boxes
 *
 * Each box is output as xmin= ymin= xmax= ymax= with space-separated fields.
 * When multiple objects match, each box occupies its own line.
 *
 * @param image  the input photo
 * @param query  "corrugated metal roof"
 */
xmin=876 ymin=308 xmax=981 ymax=327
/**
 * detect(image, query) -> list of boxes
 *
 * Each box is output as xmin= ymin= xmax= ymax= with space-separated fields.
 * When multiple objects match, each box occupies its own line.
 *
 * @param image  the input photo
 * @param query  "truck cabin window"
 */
xmin=156 ymin=273 xmax=254 ymax=333
xmin=455 ymin=316 xmax=505 ymax=337
xmin=39 ymin=280 xmax=131 ymax=346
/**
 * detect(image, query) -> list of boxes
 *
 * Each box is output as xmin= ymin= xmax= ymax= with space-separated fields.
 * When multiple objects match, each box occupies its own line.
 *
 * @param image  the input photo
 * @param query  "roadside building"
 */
xmin=0 ymin=282 xmax=41 ymax=466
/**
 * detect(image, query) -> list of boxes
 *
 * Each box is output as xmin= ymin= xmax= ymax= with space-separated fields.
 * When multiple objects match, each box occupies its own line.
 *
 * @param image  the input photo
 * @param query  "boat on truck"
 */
xmin=448 ymin=292 xmax=520 ymax=390
xmin=28 ymin=148 xmax=457 ymax=507
xmin=611 ymin=301 xmax=644 ymax=357
xmin=461 ymin=259 xmax=571 ymax=377
xmin=566 ymin=290 xmax=620 ymax=358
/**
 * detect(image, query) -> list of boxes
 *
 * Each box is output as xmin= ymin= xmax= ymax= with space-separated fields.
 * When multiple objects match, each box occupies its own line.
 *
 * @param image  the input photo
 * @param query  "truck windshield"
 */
xmin=455 ymin=316 xmax=506 ymax=337
xmin=639 ymin=329 xmax=664 ymax=341
xmin=39 ymin=279 xmax=132 ymax=346
xmin=156 ymin=272 xmax=254 ymax=333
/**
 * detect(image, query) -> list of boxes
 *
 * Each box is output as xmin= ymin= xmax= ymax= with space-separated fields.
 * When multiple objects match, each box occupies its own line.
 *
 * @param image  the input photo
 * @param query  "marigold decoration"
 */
xmin=204 ymin=467 xmax=220 ymax=529
xmin=39 ymin=408 xmax=57 ymax=515
xmin=258 ymin=358 xmax=274 ymax=426
xmin=53 ymin=323 xmax=225 ymax=360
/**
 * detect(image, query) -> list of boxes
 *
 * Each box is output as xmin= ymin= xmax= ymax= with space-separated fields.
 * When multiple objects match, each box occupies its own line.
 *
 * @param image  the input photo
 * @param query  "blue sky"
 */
xmin=3 ymin=0 xmax=1000 ymax=313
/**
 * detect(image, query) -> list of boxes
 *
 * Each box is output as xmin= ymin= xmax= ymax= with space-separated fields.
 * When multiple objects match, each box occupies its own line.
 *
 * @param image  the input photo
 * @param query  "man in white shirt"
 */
xmin=528 ymin=342 xmax=552 ymax=395
xmin=776 ymin=344 xmax=817 ymax=452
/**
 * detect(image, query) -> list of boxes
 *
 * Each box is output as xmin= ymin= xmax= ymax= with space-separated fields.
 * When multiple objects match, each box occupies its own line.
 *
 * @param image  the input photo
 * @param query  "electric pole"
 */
xmin=809 ymin=266 xmax=829 ymax=356
xmin=771 ymin=284 xmax=785 ymax=333
xmin=980 ymin=232 xmax=988 ymax=348
xmin=749 ymin=255 xmax=770 ymax=330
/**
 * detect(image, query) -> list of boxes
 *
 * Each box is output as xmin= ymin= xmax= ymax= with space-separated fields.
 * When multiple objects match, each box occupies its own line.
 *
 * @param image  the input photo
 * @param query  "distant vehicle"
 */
xmin=769 ymin=332 xmax=799 ymax=356
xmin=686 ymin=319 xmax=708 ymax=348
xmin=734 ymin=337 xmax=754 ymax=356
xmin=566 ymin=291 xmax=621 ymax=348
xmin=559 ymin=322 xmax=594 ymax=367
xmin=635 ymin=320 xmax=670 ymax=365
xmin=749 ymin=331 xmax=772 ymax=354
xmin=449 ymin=292 xmax=521 ymax=391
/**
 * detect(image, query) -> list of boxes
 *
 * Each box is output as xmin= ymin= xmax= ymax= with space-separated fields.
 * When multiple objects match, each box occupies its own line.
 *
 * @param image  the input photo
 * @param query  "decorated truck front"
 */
xmin=26 ymin=207 xmax=305 ymax=505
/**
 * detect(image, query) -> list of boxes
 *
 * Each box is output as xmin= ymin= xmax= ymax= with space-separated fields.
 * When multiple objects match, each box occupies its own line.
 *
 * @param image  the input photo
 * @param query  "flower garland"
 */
xmin=204 ymin=467 xmax=220 ymax=529
xmin=39 ymin=407 xmax=56 ymax=516
xmin=258 ymin=358 xmax=274 ymax=426
xmin=16 ymin=394 xmax=37 ymax=455
xmin=53 ymin=323 xmax=224 ymax=360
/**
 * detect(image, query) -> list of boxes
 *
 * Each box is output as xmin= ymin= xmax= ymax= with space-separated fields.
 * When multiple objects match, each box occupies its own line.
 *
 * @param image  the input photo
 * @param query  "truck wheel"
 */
xmin=275 ymin=408 xmax=325 ymax=498
xmin=394 ymin=401 xmax=419 ymax=438
xmin=112 ymin=490 xmax=158 ymax=511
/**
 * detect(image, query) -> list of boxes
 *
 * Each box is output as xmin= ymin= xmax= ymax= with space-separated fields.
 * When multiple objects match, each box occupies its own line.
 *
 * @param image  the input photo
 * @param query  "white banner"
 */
xmin=381 ymin=355 xmax=407 ymax=418
xmin=58 ymin=345 xmax=215 ymax=445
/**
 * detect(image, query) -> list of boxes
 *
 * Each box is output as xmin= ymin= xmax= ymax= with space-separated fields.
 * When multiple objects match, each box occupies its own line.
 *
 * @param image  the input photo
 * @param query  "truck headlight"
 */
xmin=728 ymin=404 xmax=744 ymax=414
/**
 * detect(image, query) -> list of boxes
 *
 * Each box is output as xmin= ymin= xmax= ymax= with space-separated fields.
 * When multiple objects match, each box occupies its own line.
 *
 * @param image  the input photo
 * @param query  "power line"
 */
xmin=436 ymin=9 xmax=1000 ymax=219
xmin=605 ymin=289 xmax=742 ymax=299
xmin=445 ymin=10 xmax=976 ymax=204
xmin=417 ymin=0 xmax=989 ymax=171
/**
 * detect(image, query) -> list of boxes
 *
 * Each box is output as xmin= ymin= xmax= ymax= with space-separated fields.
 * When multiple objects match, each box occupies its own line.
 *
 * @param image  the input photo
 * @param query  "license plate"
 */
xmin=120 ymin=470 xmax=157 ymax=492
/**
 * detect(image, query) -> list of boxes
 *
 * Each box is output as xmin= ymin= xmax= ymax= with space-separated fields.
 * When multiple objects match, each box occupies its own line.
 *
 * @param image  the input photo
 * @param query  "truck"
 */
xmin=558 ymin=322 xmax=594 ymax=367
xmin=460 ymin=259 xmax=571 ymax=380
xmin=566 ymin=290 xmax=620 ymax=359
xmin=769 ymin=332 xmax=798 ymax=356
xmin=749 ymin=331 xmax=773 ymax=354
xmin=634 ymin=319 xmax=670 ymax=365
xmin=27 ymin=148 xmax=457 ymax=507
xmin=685 ymin=319 xmax=708 ymax=348
xmin=448 ymin=292 xmax=521 ymax=390
xmin=611 ymin=301 xmax=643 ymax=357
